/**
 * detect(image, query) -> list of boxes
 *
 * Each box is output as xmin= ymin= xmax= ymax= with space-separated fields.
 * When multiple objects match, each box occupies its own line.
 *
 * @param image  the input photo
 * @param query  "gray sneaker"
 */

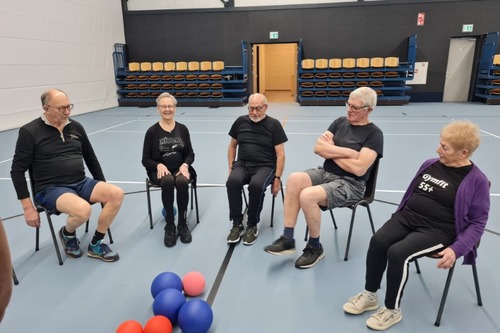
xmin=87 ymin=240 xmax=119 ymax=262
xmin=366 ymin=307 xmax=402 ymax=330
xmin=264 ymin=236 xmax=296 ymax=255
xmin=227 ymin=223 xmax=244 ymax=244
xmin=58 ymin=227 xmax=82 ymax=258
xmin=295 ymin=243 xmax=325 ymax=269
xmin=343 ymin=292 xmax=379 ymax=315
xmin=242 ymin=224 xmax=259 ymax=245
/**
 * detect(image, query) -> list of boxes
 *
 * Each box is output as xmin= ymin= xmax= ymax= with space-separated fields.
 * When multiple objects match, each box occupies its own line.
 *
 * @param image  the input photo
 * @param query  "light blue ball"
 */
xmin=162 ymin=206 xmax=177 ymax=217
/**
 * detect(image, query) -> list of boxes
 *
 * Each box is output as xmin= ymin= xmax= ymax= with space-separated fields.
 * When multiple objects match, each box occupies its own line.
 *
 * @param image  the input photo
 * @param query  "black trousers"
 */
xmin=149 ymin=170 xmax=189 ymax=225
xmin=365 ymin=209 xmax=455 ymax=309
xmin=226 ymin=161 xmax=275 ymax=225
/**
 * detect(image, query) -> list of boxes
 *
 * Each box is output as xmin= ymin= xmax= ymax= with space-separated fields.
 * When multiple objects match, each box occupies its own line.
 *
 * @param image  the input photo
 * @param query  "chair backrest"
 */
xmin=493 ymin=54 xmax=500 ymax=65
xmin=128 ymin=62 xmax=140 ymax=71
xmin=363 ymin=158 xmax=380 ymax=203
xmin=152 ymin=62 xmax=164 ymax=71
xmin=188 ymin=61 xmax=200 ymax=71
xmin=301 ymin=59 xmax=315 ymax=69
xmin=315 ymin=58 xmax=328 ymax=69
xmin=164 ymin=62 xmax=176 ymax=71
xmin=140 ymin=62 xmax=152 ymax=71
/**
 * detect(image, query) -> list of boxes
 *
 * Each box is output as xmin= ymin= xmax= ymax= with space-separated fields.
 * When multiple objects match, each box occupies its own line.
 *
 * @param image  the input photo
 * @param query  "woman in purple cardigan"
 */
xmin=142 ymin=93 xmax=195 ymax=248
xmin=343 ymin=120 xmax=490 ymax=330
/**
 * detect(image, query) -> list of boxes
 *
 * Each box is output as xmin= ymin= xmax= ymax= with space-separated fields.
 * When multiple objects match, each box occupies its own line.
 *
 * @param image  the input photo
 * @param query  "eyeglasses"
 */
xmin=248 ymin=105 xmax=266 ymax=112
xmin=47 ymin=104 xmax=74 ymax=112
xmin=158 ymin=104 xmax=176 ymax=110
xmin=345 ymin=102 xmax=369 ymax=112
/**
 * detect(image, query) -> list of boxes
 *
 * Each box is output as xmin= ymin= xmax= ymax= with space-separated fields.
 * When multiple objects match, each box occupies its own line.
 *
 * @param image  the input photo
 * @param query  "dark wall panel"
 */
xmin=122 ymin=1 xmax=500 ymax=100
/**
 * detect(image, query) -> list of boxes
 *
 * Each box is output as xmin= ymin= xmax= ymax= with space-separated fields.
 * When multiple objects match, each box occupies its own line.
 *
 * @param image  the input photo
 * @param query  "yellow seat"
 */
xmin=140 ymin=62 xmax=152 ymax=71
xmin=315 ymin=58 xmax=328 ymax=69
xmin=342 ymin=58 xmax=356 ymax=69
xmin=176 ymin=62 xmax=188 ymax=71
xmin=152 ymin=62 xmax=164 ymax=71
xmin=329 ymin=58 xmax=342 ymax=69
xmin=370 ymin=57 xmax=384 ymax=68
xmin=385 ymin=57 xmax=399 ymax=67
xmin=356 ymin=58 xmax=370 ymax=68
xmin=301 ymin=59 xmax=314 ymax=70
xmin=212 ymin=61 xmax=225 ymax=71
xmin=493 ymin=54 xmax=500 ymax=66
xmin=164 ymin=62 xmax=175 ymax=71
xmin=200 ymin=61 xmax=212 ymax=71
xmin=128 ymin=62 xmax=140 ymax=71
xmin=188 ymin=61 xmax=200 ymax=71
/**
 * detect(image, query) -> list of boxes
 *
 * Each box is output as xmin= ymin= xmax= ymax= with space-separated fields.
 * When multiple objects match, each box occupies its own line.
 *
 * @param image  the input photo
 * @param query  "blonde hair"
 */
xmin=441 ymin=120 xmax=480 ymax=156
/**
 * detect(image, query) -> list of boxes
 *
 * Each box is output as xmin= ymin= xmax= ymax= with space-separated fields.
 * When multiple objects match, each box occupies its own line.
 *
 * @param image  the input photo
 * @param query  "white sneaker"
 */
xmin=366 ymin=307 xmax=402 ymax=330
xmin=343 ymin=292 xmax=379 ymax=315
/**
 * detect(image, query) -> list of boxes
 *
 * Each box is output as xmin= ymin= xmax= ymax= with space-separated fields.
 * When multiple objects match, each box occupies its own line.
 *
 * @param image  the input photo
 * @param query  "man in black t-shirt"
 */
xmin=226 ymin=93 xmax=288 ymax=246
xmin=265 ymin=87 xmax=384 ymax=269
xmin=11 ymin=89 xmax=123 ymax=263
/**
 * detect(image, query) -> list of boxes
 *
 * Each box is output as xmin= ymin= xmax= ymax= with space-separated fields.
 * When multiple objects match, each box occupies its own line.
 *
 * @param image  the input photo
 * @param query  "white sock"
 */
xmin=363 ymin=290 xmax=378 ymax=302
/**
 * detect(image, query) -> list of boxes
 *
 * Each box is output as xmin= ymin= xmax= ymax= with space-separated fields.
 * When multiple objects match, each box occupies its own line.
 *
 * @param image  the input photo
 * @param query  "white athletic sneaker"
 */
xmin=343 ymin=292 xmax=379 ymax=315
xmin=366 ymin=307 xmax=402 ymax=330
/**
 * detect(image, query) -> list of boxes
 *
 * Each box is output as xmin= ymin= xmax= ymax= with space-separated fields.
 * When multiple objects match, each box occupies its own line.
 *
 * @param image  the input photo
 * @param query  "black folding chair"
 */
xmin=304 ymin=158 xmax=380 ymax=261
xmin=145 ymin=166 xmax=199 ymax=229
xmin=242 ymin=180 xmax=284 ymax=227
xmin=29 ymin=168 xmax=113 ymax=265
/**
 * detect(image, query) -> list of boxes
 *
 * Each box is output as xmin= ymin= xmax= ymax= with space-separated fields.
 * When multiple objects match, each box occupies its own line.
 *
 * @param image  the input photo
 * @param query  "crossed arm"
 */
xmin=314 ymin=130 xmax=378 ymax=177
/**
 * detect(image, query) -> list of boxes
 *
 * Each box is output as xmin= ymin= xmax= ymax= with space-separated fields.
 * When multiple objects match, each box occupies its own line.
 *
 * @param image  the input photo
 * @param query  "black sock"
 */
xmin=91 ymin=231 xmax=105 ymax=245
xmin=63 ymin=227 xmax=76 ymax=237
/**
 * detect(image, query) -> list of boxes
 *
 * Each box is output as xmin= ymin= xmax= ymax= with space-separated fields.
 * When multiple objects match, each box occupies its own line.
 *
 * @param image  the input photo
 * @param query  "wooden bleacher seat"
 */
xmin=128 ymin=62 xmax=140 ymax=71
xmin=329 ymin=58 xmax=342 ymax=69
xmin=176 ymin=62 xmax=188 ymax=71
xmin=188 ymin=61 xmax=200 ymax=71
xmin=301 ymin=59 xmax=315 ymax=70
xmin=140 ymin=62 xmax=152 ymax=71
xmin=385 ymin=57 xmax=399 ymax=67
xmin=164 ymin=62 xmax=175 ymax=71
xmin=315 ymin=59 xmax=328 ymax=69
xmin=342 ymin=58 xmax=356 ymax=69
xmin=356 ymin=58 xmax=370 ymax=68
xmin=212 ymin=61 xmax=224 ymax=71
xmin=493 ymin=54 xmax=500 ymax=66
xmin=152 ymin=62 xmax=164 ymax=71
xmin=370 ymin=57 xmax=384 ymax=68
xmin=200 ymin=61 xmax=212 ymax=71
xmin=328 ymin=82 xmax=341 ymax=88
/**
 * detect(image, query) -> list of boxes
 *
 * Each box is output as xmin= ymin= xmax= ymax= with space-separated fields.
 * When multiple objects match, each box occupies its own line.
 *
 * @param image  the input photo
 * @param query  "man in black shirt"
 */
xmin=264 ymin=87 xmax=384 ymax=269
xmin=226 ymin=93 xmax=288 ymax=246
xmin=11 ymin=89 xmax=123 ymax=262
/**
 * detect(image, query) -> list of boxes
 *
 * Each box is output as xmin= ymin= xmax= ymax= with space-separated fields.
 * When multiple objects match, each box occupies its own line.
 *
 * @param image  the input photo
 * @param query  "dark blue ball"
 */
xmin=152 ymin=288 xmax=186 ymax=325
xmin=178 ymin=299 xmax=213 ymax=333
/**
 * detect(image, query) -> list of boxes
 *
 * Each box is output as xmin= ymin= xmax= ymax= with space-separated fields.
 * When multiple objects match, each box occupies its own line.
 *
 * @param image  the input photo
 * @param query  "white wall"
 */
xmin=0 ymin=0 xmax=125 ymax=131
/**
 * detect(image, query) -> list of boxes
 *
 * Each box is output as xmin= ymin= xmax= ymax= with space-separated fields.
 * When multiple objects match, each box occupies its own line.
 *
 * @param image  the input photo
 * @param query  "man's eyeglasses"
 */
xmin=47 ymin=104 xmax=74 ymax=112
xmin=248 ymin=105 xmax=266 ymax=112
xmin=158 ymin=104 xmax=176 ymax=110
xmin=345 ymin=102 xmax=369 ymax=112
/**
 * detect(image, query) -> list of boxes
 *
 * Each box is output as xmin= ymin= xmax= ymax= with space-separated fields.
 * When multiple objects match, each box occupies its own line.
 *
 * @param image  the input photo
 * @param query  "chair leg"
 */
xmin=242 ymin=188 xmax=248 ymax=213
xmin=146 ymin=179 xmax=154 ymax=229
xmin=35 ymin=227 xmax=40 ymax=251
xmin=435 ymin=263 xmax=456 ymax=326
xmin=329 ymin=209 xmax=338 ymax=229
xmin=107 ymin=228 xmax=114 ymax=244
xmin=270 ymin=195 xmax=276 ymax=228
xmin=12 ymin=267 xmax=19 ymax=285
xmin=343 ymin=208 xmax=357 ymax=261
xmin=472 ymin=264 xmax=483 ymax=306
xmin=365 ymin=204 xmax=375 ymax=234
xmin=44 ymin=211 xmax=63 ymax=266
xmin=193 ymin=187 xmax=200 ymax=224
xmin=414 ymin=259 xmax=421 ymax=274
xmin=85 ymin=220 xmax=89 ymax=233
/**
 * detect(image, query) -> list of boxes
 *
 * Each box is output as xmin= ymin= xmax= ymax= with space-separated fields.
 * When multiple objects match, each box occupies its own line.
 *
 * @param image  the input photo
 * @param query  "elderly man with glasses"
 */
xmin=264 ymin=87 xmax=384 ymax=269
xmin=11 ymin=89 xmax=123 ymax=262
xmin=226 ymin=93 xmax=288 ymax=246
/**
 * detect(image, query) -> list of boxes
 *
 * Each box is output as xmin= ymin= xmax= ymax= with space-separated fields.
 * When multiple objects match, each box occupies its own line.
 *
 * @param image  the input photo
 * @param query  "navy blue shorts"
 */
xmin=35 ymin=178 xmax=99 ymax=215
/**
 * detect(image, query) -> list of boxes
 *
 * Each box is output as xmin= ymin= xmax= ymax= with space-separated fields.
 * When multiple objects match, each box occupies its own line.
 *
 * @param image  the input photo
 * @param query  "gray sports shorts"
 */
xmin=304 ymin=168 xmax=366 ymax=210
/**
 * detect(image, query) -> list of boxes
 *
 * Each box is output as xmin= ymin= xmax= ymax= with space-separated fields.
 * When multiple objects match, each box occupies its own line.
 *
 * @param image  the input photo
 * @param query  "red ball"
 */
xmin=182 ymin=271 xmax=206 ymax=297
xmin=144 ymin=315 xmax=172 ymax=333
xmin=116 ymin=320 xmax=143 ymax=333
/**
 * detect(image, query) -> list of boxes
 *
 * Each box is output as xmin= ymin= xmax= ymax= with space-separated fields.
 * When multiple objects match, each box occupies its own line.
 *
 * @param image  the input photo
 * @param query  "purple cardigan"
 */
xmin=397 ymin=158 xmax=490 ymax=265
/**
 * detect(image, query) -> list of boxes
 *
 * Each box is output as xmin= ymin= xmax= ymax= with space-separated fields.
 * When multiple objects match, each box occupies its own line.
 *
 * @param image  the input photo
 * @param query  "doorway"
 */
xmin=251 ymin=43 xmax=297 ymax=103
xmin=443 ymin=37 xmax=477 ymax=102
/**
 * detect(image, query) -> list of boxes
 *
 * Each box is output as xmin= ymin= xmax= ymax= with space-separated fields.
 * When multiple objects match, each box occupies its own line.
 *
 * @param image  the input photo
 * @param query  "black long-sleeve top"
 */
xmin=10 ymin=117 xmax=105 ymax=199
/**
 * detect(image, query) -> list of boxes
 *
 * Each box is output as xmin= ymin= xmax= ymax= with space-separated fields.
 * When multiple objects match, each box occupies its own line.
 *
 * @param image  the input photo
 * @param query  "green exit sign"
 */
xmin=269 ymin=31 xmax=279 ymax=39
xmin=462 ymin=24 xmax=473 ymax=33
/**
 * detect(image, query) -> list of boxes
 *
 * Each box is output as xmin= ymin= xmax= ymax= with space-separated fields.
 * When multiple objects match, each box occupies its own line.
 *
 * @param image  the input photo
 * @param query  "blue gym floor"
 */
xmin=1 ymin=100 xmax=499 ymax=333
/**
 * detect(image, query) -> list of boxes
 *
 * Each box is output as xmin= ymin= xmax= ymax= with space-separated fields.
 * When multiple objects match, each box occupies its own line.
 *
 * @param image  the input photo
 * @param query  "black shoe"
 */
xmin=164 ymin=223 xmax=177 ymax=247
xmin=264 ymin=236 xmax=296 ymax=255
xmin=295 ymin=243 xmax=325 ymax=269
xmin=178 ymin=223 xmax=192 ymax=243
xmin=227 ymin=222 xmax=244 ymax=244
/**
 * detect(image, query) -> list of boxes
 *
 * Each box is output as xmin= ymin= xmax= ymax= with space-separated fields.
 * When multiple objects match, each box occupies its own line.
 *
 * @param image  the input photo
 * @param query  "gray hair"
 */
xmin=156 ymin=92 xmax=177 ymax=106
xmin=349 ymin=87 xmax=377 ymax=109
